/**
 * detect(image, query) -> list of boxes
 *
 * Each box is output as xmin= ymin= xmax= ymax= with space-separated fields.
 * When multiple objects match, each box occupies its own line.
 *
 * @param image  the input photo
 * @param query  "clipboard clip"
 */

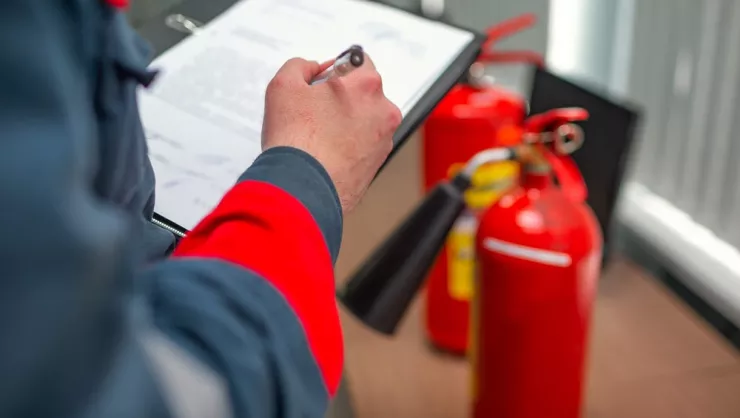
xmin=165 ymin=14 xmax=204 ymax=35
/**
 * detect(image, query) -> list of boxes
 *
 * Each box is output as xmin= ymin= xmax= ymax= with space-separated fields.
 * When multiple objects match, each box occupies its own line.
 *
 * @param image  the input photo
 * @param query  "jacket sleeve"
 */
xmin=150 ymin=147 xmax=346 ymax=416
xmin=0 ymin=1 xmax=344 ymax=418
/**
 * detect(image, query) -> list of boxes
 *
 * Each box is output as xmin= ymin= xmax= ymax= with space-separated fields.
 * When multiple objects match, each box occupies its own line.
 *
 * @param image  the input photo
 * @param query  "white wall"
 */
xmin=547 ymin=0 xmax=740 ymax=325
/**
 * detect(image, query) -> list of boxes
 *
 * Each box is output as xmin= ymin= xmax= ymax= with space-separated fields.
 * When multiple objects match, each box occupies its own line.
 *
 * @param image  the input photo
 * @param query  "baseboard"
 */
xmin=616 ymin=181 xmax=740 ymax=348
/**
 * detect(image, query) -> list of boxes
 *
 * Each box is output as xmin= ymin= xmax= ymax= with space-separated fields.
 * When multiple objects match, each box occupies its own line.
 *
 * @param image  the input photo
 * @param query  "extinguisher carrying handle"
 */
xmin=482 ymin=14 xmax=537 ymax=49
xmin=477 ymin=51 xmax=546 ymax=67
xmin=523 ymin=108 xmax=589 ymax=134
xmin=523 ymin=108 xmax=590 ymax=203
xmin=477 ymin=14 xmax=545 ymax=68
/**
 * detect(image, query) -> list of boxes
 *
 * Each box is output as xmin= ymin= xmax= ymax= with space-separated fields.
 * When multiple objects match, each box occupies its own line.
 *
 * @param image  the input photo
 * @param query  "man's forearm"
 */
xmin=164 ymin=146 xmax=345 ymax=401
xmin=92 ymin=145 xmax=346 ymax=418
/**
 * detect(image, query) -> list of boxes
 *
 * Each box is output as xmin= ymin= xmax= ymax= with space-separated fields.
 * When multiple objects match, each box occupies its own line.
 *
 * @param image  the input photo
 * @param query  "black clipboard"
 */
xmin=137 ymin=0 xmax=486 ymax=237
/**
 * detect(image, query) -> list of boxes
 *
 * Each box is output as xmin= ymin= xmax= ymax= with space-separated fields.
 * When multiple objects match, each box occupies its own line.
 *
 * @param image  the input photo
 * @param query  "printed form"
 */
xmin=140 ymin=0 xmax=475 ymax=230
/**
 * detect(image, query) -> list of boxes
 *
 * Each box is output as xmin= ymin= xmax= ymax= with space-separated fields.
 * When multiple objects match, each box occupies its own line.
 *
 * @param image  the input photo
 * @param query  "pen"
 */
xmin=311 ymin=45 xmax=365 ymax=85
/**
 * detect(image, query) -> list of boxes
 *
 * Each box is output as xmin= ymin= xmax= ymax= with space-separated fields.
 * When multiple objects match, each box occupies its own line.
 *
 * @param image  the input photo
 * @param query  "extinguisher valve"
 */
xmin=522 ymin=123 xmax=585 ymax=156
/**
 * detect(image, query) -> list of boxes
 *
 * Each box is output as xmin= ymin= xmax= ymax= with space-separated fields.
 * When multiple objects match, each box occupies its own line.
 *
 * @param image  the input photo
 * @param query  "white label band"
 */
xmin=482 ymin=237 xmax=572 ymax=267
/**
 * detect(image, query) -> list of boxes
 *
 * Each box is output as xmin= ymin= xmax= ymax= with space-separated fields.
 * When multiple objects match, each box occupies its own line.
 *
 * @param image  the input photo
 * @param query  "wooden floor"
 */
xmin=334 ymin=134 xmax=740 ymax=418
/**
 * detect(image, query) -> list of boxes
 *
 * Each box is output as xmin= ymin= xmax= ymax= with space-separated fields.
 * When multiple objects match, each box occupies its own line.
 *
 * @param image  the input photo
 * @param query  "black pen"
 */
xmin=311 ymin=45 xmax=365 ymax=85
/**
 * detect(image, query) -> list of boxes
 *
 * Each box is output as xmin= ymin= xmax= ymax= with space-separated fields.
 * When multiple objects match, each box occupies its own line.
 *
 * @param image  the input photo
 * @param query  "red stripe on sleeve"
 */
xmin=172 ymin=180 xmax=343 ymax=396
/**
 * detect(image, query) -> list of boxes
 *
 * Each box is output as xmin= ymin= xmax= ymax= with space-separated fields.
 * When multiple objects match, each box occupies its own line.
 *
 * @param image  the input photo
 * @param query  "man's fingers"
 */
xmin=321 ymin=51 xmax=380 ymax=95
xmin=318 ymin=59 xmax=335 ymax=73
xmin=360 ymin=52 xmax=376 ymax=71
xmin=348 ymin=52 xmax=377 ymax=79
xmin=272 ymin=58 xmax=322 ymax=87
xmin=271 ymin=53 xmax=380 ymax=94
xmin=342 ymin=52 xmax=384 ymax=95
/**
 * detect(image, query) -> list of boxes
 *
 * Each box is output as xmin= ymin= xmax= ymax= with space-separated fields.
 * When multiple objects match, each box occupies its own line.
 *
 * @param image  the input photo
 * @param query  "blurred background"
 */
xmin=129 ymin=0 xmax=740 ymax=416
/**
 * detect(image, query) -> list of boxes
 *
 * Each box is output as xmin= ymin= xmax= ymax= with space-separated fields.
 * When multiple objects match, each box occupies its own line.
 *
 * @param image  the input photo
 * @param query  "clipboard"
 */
xmin=138 ymin=0 xmax=486 ymax=237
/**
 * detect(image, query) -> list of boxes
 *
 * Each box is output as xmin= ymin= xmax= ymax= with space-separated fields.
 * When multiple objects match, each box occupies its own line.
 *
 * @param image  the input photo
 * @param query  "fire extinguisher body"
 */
xmin=472 ymin=171 xmax=602 ymax=418
xmin=423 ymin=85 xmax=525 ymax=354
xmin=422 ymin=85 xmax=524 ymax=191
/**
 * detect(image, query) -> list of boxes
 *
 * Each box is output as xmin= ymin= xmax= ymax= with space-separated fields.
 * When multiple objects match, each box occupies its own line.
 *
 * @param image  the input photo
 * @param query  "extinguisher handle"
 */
xmin=482 ymin=14 xmax=537 ymax=50
xmin=524 ymin=108 xmax=589 ymax=134
xmin=545 ymin=152 xmax=588 ymax=203
xmin=523 ymin=107 xmax=589 ymax=202
xmin=479 ymin=14 xmax=545 ymax=68
xmin=478 ymin=51 xmax=545 ymax=68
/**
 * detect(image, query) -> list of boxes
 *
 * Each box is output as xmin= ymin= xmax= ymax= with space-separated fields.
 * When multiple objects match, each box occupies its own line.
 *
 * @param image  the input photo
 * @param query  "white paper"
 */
xmin=140 ymin=0 xmax=475 ymax=230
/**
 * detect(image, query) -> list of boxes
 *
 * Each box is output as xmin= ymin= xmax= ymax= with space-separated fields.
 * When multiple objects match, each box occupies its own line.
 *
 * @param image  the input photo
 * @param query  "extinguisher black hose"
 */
xmin=337 ymin=146 xmax=516 ymax=335
xmin=337 ymin=180 xmax=469 ymax=335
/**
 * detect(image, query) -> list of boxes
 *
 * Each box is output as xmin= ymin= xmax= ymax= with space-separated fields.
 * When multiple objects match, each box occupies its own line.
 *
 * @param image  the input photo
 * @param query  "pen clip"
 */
xmin=165 ymin=14 xmax=204 ymax=35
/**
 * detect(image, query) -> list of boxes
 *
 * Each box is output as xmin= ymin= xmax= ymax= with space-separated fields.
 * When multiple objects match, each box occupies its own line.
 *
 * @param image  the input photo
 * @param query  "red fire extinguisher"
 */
xmin=423 ymin=14 xmax=545 ymax=354
xmin=471 ymin=108 xmax=602 ymax=418
xmin=337 ymin=107 xmax=602 ymax=417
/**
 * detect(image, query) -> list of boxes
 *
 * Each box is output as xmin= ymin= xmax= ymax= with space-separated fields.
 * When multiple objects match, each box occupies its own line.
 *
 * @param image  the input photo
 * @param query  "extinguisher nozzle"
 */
xmin=337 ymin=179 xmax=469 ymax=335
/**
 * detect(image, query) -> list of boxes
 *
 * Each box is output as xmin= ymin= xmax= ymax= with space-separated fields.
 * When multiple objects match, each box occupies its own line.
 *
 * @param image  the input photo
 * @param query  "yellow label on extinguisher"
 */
xmin=446 ymin=161 xmax=518 ymax=302
xmin=466 ymin=164 xmax=517 ymax=209
xmin=447 ymin=213 xmax=477 ymax=301
xmin=448 ymin=161 xmax=520 ymax=210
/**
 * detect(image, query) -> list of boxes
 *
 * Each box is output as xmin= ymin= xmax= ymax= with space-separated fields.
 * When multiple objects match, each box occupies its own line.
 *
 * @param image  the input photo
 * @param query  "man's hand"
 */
xmin=261 ymin=55 xmax=402 ymax=214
